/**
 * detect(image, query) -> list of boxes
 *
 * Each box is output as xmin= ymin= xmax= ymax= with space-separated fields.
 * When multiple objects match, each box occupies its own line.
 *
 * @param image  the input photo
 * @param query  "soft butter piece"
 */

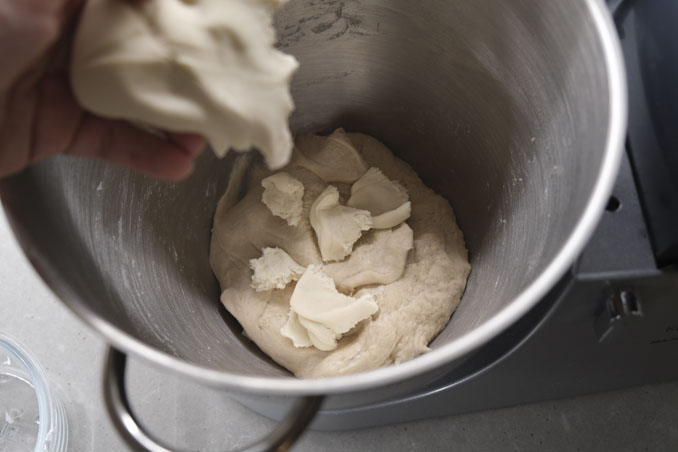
xmin=249 ymin=247 xmax=305 ymax=292
xmin=324 ymin=223 xmax=414 ymax=292
xmin=280 ymin=310 xmax=313 ymax=348
xmin=294 ymin=129 xmax=368 ymax=183
xmin=261 ymin=172 xmax=305 ymax=226
xmin=310 ymin=186 xmax=372 ymax=262
xmin=71 ymin=0 xmax=298 ymax=169
xmin=281 ymin=265 xmax=378 ymax=351
xmin=347 ymin=167 xmax=411 ymax=229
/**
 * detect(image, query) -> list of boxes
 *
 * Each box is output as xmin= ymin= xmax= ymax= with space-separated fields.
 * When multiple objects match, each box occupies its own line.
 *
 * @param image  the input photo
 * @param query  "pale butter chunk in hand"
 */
xmin=281 ymin=265 xmax=379 ymax=351
xmin=70 ymin=0 xmax=298 ymax=169
xmin=261 ymin=172 xmax=305 ymax=226
xmin=310 ymin=186 xmax=373 ymax=262
xmin=347 ymin=167 xmax=412 ymax=229
xmin=249 ymin=247 xmax=306 ymax=292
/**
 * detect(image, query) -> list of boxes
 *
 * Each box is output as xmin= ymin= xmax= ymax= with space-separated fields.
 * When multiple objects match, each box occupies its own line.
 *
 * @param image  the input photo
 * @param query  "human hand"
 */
xmin=0 ymin=0 xmax=205 ymax=181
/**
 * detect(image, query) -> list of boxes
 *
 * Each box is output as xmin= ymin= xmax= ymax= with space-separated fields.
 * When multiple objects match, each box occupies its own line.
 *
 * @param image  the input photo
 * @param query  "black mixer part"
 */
xmin=614 ymin=0 xmax=678 ymax=267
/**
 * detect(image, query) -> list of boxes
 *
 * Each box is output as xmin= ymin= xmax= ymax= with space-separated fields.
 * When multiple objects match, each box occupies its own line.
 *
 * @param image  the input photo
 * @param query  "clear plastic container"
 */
xmin=0 ymin=333 xmax=68 ymax=452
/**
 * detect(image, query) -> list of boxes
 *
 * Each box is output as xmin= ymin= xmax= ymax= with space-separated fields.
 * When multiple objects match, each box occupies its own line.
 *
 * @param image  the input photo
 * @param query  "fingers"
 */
xmin=168 ymin=132 xmax=206 ymax=157
xmin=32 ymin=76 xmax=206 ymax=181
xmin=68 ymin=115 xmax=205 ymax=181
xmin=33 ymin=76 xmax=83 ymax=162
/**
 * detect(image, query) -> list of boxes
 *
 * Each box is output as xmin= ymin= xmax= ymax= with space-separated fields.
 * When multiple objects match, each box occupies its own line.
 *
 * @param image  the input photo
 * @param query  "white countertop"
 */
xmin=1 ymin=210 xmax=677 ymax=452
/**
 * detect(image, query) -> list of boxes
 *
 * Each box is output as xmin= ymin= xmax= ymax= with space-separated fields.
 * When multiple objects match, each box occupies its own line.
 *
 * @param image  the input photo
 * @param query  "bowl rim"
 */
xmin=1 ymin=0 xmax=627 ymax=397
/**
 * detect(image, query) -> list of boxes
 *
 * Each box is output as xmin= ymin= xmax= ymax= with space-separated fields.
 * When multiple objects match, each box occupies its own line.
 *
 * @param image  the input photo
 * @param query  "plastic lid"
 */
xmin=0 ymin=333 xmax=68 ymax=452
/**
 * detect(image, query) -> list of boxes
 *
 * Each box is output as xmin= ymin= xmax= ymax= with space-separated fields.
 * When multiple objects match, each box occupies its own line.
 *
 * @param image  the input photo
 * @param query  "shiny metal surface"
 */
xmin=103 ymin=348 xmax=323 ymax=452
xmin=0 ymin=0 xmax=625 ymax=396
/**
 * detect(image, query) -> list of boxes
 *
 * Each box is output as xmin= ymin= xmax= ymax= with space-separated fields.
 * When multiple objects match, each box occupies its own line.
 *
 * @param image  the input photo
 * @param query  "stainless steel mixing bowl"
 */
xmin=1 ymin=0 xmax=626 ymax=450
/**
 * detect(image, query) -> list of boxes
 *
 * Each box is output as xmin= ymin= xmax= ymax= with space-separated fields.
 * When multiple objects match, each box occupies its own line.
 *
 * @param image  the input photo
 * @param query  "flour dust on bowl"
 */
xmin=0 ymin=0 xmax=625 ymax=447
xmin=0 ymin=334 xmax=68 ymax=452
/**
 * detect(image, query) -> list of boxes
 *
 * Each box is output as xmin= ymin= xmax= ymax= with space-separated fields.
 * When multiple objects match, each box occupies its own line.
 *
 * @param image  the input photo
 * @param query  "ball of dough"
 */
xmin=209 ymin=130 xmax=471 ymax=378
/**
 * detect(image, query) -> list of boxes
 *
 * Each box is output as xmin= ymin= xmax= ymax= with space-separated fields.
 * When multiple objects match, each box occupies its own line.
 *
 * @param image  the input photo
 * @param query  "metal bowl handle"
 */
xmin=103 ymin=347 xmax=324 ymax=452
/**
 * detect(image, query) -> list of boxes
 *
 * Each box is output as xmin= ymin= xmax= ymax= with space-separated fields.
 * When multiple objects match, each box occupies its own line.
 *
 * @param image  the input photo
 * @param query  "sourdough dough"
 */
xmin=70 ymin=0 xmax=297 ymax=168
xmin=209 ymin=130 xmax=470 ymax=378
